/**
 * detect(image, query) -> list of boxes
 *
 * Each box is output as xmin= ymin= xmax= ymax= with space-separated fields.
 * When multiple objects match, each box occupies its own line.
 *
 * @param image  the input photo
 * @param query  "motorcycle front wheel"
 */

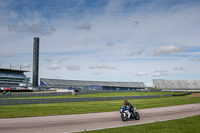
xmin=121 ymin=113 xmax=128 ymax=121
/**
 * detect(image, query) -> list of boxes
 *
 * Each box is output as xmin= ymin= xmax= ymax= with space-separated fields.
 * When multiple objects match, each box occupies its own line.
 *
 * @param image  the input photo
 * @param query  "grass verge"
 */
xmin=83 ymin=115 xmax=200 ymax=133
xmin=0 ymin=96 xmax=199 ymax=118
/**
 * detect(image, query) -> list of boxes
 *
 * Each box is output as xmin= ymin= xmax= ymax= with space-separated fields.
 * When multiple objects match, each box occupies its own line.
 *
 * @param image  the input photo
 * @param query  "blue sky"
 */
xmin=0 ymin=0 xmax=200 ymax=86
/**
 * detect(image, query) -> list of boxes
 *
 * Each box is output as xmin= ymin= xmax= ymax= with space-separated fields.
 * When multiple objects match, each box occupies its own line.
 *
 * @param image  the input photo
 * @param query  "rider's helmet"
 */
xmin=124 ymin=100 xmax=128 ymax=105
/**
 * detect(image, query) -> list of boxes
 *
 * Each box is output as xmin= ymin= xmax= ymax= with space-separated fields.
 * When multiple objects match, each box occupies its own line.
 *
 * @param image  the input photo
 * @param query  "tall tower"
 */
xmin=33 ymin=37 xmax=39 ymax=88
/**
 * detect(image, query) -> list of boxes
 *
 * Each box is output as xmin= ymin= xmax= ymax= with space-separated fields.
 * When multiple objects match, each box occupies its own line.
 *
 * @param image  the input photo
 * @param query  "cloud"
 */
xmin=2 ymin=52 xmax=14 ymax=58
xmin=89 ymin=64 xmax=117 ymax=70
xmin=44 ymin=57 xmax=69 ymax=64
xmin=47 ymin=64 xmax=60 ymax=70
xmin=173 ymin=67 xmax=188 ymax=70
xmin=152 ymin=45 xmax=185 ymax=56
xmin=1 ymin=0 xmax=200 ymax=83
xmin=133 ymin=21 xmax=141 ymax=26
xmin=44 ymin=58 xmax=54 ymax=63
xmin=153 ymin=70 xmax=169 ymax=77
xmin=106 ymin=42 xmax=117 ymax=47
xmin=7 ymin=22 xmax=56 ymax=35
xmin=136 ymin=49 xmax=145 ymax=55
xmin=137 ymin=72 xmax=148 ymax=76
xmin=78 ymin=22 xmax=91 ymax=30
xmin=22 ymin=63 xmax=31 ymax=68
xmin=127 ymin=49 xmax=145 ymax=57
xmin=192 ymin=57 xmax=200 ymax=61
xmin=57 ymin=57 xmax=70 ymax=64
xmin=127 ymin=52 xmax=135 ymax=57
xmin=66 ymin=64 xmax=81 ymax=71
xmin=92 ymin=72 xmax=101 ymax=75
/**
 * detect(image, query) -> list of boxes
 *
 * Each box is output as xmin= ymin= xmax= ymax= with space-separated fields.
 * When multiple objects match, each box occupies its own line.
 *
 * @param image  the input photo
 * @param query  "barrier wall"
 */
xmin=0 ymin=90 xmax=161 ymax=98
xmin=0 ymin=95 xmax=161 ymax=106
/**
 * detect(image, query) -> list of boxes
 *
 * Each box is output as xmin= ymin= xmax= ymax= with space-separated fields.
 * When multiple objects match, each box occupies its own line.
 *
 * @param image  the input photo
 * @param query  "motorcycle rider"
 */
xmin=124 ymin=100 xmax=134 ymax=116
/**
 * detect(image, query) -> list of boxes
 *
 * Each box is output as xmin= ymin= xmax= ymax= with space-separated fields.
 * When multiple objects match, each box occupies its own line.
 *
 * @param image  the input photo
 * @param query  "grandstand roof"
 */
xmin=41 ymin=78 xmax=146 ymax=88
xmin=0 ymin=68 xmax=30 ymax=79
xmin=0 ymin=68 xmax=29 ymax=73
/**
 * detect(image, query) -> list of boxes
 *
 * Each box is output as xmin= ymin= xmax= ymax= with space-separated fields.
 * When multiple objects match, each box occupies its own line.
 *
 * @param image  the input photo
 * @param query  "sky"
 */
xmin=0 ymin=0 xmax=200 ymax=87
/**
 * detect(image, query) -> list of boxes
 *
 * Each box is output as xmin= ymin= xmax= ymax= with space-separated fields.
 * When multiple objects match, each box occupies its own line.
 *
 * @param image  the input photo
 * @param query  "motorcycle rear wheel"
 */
xmin=134 ymin=112 xmax=140 ymax=120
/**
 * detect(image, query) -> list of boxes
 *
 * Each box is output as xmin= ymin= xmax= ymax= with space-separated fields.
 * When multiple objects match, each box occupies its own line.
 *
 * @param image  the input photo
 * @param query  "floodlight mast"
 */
xmin=33 ymin=37 xmax=39 ymax=88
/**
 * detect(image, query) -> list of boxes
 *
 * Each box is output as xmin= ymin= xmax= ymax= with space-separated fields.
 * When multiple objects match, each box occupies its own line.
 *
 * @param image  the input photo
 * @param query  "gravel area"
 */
xmin=187 ymin=93 xmax=200 ymax=97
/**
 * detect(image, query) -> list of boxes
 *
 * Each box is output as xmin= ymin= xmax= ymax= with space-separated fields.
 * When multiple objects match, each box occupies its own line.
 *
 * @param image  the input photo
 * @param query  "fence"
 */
xmin=0 ymin=95 xmax=162 ymax=106
xmin=0 ymin=90 xmax=162 ymax=98
xmin=76 ymin=89 xmax=162 ymax=94
xmin=0 ymin=92 xmax=72 ymax=98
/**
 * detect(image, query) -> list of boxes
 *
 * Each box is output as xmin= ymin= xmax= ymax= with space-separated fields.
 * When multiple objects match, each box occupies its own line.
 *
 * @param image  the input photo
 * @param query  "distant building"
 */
xmin=153 ymin=79 xmax=200 ymax=90
xmin=40 ymin=78 xmax=146 ymax=90
xmin=0 ymin=68 xmax=30 ymax=87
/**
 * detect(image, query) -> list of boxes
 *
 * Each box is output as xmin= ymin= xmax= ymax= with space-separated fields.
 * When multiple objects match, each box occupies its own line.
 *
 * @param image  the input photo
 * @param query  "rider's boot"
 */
xmin=128 ymin=112 xmax=131 ymax=118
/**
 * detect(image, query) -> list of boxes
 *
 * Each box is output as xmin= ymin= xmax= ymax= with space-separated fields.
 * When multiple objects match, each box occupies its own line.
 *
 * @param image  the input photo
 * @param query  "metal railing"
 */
xmin=0 ymin=95 xmax=162 ymax=106
xmin=0 ymin=90 xmax=161 ymax=98
xmin=0 ymin=92 xmax=72 ymax=98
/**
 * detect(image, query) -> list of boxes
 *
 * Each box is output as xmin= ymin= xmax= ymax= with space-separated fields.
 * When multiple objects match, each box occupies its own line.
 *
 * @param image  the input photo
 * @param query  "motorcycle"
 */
xmin=120 ymin=105 xmax=140 ymax=121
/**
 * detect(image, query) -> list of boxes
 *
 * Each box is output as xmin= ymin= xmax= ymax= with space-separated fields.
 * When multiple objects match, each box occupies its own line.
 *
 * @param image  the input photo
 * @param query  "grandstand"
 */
xmin=0 ymin=68 xmax=30 ymax=88
xmin=153 ymin=79 xmax=200 ymax=90
xmin=40 ymin=78 xmax=146 ymax=90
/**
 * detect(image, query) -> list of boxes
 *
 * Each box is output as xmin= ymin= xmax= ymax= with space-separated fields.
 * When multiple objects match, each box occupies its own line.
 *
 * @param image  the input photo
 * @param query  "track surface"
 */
xmin=0 ymin=103 xmax=200 ymax=133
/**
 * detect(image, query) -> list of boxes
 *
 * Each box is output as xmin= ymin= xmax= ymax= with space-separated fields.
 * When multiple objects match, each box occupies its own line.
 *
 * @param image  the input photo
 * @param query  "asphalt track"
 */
xmin=0 ymin=103 xmax=200 ymax=133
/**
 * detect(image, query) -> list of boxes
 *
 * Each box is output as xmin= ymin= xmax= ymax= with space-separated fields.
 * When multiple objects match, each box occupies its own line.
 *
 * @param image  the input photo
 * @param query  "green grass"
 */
xmin=4 ymin=92 xmax=184 ymax=99
xmin=83 ymin=115 xmax=200 ymax=133
xmin=0 ymin=96 xmax=199 ymax=118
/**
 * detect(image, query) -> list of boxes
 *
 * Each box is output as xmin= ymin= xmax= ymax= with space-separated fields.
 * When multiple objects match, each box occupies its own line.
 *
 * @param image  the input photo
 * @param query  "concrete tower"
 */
xmin=33 ymin=37 xmax=39 ymax=88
